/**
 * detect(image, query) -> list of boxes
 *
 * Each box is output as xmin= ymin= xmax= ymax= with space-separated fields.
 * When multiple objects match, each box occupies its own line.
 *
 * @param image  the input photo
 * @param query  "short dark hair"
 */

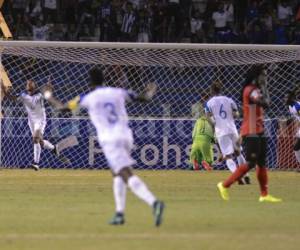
xmin=89 ymin=67 xmax=104 ymax=86
xmin=285 ymin=90 xmax=296 ymax=106
xmin=241 ymin=65 xmax=265 ymax=101
xmin=211 ymin=81 xmax=222 ymax=95
xmin=244 ymin=65 xmax=264 ymax=86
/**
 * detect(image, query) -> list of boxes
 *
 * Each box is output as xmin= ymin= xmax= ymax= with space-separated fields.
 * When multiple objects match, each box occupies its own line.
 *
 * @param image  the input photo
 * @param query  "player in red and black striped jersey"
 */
xmin=217 ymin=65 xmax=282 ymax=202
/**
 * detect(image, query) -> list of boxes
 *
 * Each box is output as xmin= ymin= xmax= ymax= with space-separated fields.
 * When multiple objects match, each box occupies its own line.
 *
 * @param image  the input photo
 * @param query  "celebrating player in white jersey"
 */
xmin=205 ymin=82 xmax=250 ymax=184
xmin=44 ymin=67 xmax=164 ymax=227
xmin=1 ymin=80 xmax=57 ymax=170
xmin=285 ymin=89 xmax=300 ymax=163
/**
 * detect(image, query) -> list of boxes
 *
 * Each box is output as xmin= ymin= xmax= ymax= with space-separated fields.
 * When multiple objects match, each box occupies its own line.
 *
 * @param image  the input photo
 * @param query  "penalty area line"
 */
xmin=0 ymin=233 xmax=297 ymax=241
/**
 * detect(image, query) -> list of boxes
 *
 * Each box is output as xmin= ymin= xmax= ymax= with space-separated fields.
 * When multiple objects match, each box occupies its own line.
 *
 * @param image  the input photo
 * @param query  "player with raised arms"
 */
xmin=205 ymin=81 xmax=250 ymax=184
xmin=43 ymin=67 xmax=165 ymax=227
xmin=217 ymin=65 xmax=282 ymax=202
xmin=285 ymin=87 xmax=300 ymax=163
xmin=1 ymin=80 xmax=57 ymax=170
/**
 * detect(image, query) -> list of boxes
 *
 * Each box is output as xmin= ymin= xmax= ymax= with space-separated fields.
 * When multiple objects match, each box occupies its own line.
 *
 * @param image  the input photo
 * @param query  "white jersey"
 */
xmin=18 ymin=92 xmax=46 ymax=124
xmin=206 ymin=95 xmax=238 ymax=137
xmin=80 ymin=87 xmax=135 ymax=144
xmin=288 ymin=101 xmax=300 ymax=122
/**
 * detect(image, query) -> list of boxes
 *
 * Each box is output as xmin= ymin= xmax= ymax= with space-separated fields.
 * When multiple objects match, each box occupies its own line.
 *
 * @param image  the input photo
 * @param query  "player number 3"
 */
xmin=104 ymin=103 xmax=118 ymax=124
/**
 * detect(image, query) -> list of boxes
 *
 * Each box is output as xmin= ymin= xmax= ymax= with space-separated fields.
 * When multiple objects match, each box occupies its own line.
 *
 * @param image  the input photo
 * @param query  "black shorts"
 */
xmin=243 ymin=134 xmax=267 ymax=168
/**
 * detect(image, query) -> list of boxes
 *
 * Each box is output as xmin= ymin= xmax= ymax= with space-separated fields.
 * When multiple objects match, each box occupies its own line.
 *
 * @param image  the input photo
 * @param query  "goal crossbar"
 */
xmin=0 ymin=41 xmax=300 ymax=51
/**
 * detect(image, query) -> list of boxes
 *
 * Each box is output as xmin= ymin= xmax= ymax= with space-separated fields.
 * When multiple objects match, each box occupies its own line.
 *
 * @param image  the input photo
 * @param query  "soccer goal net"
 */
xmin=0 ymin=41 xmax=299 ymax=170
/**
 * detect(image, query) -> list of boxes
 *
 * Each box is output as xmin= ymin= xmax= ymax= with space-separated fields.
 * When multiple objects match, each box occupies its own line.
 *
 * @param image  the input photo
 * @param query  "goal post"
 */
xmin=0 ymin=41 xmax=299 ymax=170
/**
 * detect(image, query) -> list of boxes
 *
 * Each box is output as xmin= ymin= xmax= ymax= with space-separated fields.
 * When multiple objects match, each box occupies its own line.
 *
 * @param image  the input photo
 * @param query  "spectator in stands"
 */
xmin=136 ymin=6 xmax=152 ymax=42
xmin=192 ymin=0 xmax=207 ymax=14
xmin=179 ymin=0 xmax=193 ymax=42
xmin=224 ymin=0 xmax=234 ymax=28
xmin=212 ymin=2 xmax=229 ymax=42
xmin=151 ymin=1 xmax=167 ymax=42
xmin=16 ymin=13 xmax=32 ymax=39
xmin=166 ymin=0 xmax=182 ymax=42
xmin=129 ymin=0 xmax=144 ymax=9
xmin=76 ymin=1 xmax=96 ymax=39
xmin=261 ymin=8 xmax=274 ymax=44
xmin=111 ymin=0 xmax=124 ymax=41
xmin=234 ymin=0 xmax=248 ymax=29
xmin=99 ymin=0 xmax=116 ymax=41
xmin=292 ymin=20 xmax=300 ymax=44
xmin=247 ymin=0 xmax=259 ymax=24
xmin=248 ymin=20 xmax=267 ymax=44
xmin=11 ymin=0 xmax=27 ymax=23
xmin=2 ymin=0 xmax=300 ymax=45
xmin=43 ymin=0 xmax=57 ymax=24
xmin=28 ymin=0 xmax=43 ymax=21
xmin=32 ymin=18 xmax=50 ymax=41
xmin=277 ymin=0 xmax=293 ymax=26
xmin=190 ymin=10 xmax=205 ymax=43
xmin=274 ymin=20 xmax=289 ymax=44
xmin=50 ymin=23 xmax=65 ymax=41
xmin=121 ymin=2 xmax=137 ymax=41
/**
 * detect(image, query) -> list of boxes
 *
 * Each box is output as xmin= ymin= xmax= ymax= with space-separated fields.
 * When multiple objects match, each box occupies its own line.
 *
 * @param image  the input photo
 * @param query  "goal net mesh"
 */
xmin=1 ymin=43 xmax=299 ymax=170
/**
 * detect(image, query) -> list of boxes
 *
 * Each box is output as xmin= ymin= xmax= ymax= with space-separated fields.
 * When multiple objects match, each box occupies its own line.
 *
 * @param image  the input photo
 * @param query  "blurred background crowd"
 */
xmin=2 ymin=0 xmax=300 ymax=44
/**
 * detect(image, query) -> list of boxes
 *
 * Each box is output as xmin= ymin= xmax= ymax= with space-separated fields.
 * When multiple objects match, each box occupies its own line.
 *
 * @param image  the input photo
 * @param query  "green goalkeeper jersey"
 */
xmin=192 ymin=116 xmax=214 ymax=142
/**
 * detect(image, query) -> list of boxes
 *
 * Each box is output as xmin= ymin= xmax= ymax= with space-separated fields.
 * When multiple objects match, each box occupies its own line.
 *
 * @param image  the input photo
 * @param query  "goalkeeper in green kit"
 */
xmin=189 ymin=102 xmax=217 ymax=171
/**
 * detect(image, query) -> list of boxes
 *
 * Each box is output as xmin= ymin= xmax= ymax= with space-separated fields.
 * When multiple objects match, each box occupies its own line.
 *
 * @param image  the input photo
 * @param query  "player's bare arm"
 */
xmin=1 ymin=80 xmax=18 ymax=101
xmin=252 ymin=69 xmax=270 ymax=108
xmin=129 ymin=82 xmax=157 ymax=102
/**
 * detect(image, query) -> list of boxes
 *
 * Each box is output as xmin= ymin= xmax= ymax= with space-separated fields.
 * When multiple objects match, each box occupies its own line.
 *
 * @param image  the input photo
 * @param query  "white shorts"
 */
xmin=28 ymin=120 xmax=46 ymax=136
xmin=217 ymin=133 xmax=240 ymax=157
xmin=101 ymin=136 xmax=136 ymax=174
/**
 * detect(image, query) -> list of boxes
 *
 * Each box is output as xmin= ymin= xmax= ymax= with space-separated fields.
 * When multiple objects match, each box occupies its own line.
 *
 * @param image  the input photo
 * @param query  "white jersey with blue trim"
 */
xmin=206 ymin=95 xmax=238 ymax=137
xmin=80 ymin=87 xmax=136 ymax=144
xmin=288 ymin=101 xmax=300 ymax=122
xmin=18 ymin=92 xmax=46 ymax=123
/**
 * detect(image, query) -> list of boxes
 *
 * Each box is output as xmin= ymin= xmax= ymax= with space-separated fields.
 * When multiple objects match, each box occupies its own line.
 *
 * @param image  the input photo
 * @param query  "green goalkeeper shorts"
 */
xmin=190 ymin=136 xmax=214 ymax=165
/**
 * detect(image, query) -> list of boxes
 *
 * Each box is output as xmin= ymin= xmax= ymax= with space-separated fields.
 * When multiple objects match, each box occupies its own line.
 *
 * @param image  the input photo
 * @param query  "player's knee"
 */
xmin=224 ymin=154 xmax=233 ymax=160
xmin=33 ymin=137 xmax=40 ymax=144
xmin=234 ymin=149 xmax=241 ymax=156
xmin=118 ymin=167 xmax=133 ymax=183
xmin=247 ymin=161 xmax=256 ymax=169
xmin=246 ymin=153 xmax=257 ymax=168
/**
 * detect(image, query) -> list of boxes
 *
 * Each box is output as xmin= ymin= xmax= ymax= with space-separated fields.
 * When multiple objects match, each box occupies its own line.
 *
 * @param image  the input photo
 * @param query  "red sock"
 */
xmin=193 ymin=160 xmax=200 ymax=170
xmin=256 ymin=167 xmax=268 ymax=196
xmin=223 ymin=164 xmax=250 ymax=188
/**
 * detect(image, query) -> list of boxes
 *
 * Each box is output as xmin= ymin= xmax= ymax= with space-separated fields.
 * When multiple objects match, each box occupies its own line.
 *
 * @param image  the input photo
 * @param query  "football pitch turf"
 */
xmin=0 ymin=170 xmax=299 ymax=250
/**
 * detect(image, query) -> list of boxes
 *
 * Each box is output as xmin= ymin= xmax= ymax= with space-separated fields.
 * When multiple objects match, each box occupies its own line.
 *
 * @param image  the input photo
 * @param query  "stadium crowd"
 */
xmin=2 ymin=0 xmax=300 ymax=44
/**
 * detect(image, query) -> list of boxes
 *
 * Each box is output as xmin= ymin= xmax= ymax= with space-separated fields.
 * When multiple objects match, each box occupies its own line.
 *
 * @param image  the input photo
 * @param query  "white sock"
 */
xmin=295 ymin=150 xmax=300 ymax=163
xmin=237 ymin=154 xmax=246 ymax=166
xmin=226 ymin=158 xmax=237 ymax=173
xmin=113 ymin=176 xmax=127 ymax=214
xmin=34 ymin=143 xmax=41 ymax=164
xmin=43 ymin=140 xmax=55 ymax=150
xmin=128 ymin=175 xmax=156 ymax=207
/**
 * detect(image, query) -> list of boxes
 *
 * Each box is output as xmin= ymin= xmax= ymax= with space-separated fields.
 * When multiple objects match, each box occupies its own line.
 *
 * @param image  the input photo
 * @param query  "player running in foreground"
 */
xmin=43 ymin=67 xmax=164 ymax=227
xmin=206 ymin=82 xmax=250 ymax=184
xmin=285 ymin=87 xmax=300 ymax=163
xmin=1 ymin=80 xmax=57 ymax=171
xmin=217 ymin=65 xmax=281 ymax=202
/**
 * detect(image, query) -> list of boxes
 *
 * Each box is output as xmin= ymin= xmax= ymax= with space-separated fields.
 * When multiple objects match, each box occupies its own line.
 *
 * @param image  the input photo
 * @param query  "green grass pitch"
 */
xmin=0 ymin=170 xmax=299 ymax=250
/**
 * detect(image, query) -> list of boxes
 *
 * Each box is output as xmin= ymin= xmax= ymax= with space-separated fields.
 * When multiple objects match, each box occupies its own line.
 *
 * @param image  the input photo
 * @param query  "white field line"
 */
xmin=0 ymin=233 xmax=298 ymax=240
